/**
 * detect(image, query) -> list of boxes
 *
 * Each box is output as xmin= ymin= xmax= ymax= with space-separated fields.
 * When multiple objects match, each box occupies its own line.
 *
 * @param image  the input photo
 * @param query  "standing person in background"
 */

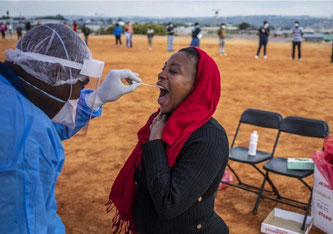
xmin=0 ymin=22 xmax=6 ymax=40
xmin=190 ymin=22 xmax=201 ymax=47
xmin=255 ymin=21 xmax=270 ymax=59
xmin=73 ymin=20 xmax=77 ymax=32
xmin=7 ymin=22 xmax=13 ymax=39
xmin=331 ymin=40 xmax=333 ymax=63
xmin=124 ymin=27 xmax=130 ymax=48
xmin=81 ymin=24 xmax=92 ymax=46
xmin=16 ymin=23 xmax=23 ymax=40
xmin=291 ymin=21 xmax=304 ymax=61
xmin=218 ymin=23 xmax=227 ymax=56
xmin=25 ymin=21 xmax=31 ymax=31
xmin=147 ymin=26 xmax=154 ymax=50
xmin=166 ymin=22 xmax=175 ymax=51
xmin=129 ymin=22 xmax=133 ymax=47
xmin=114 ymin=23 xmax=123 ymax=47
xmin=125 ymin=22 xmax=133 ymax=47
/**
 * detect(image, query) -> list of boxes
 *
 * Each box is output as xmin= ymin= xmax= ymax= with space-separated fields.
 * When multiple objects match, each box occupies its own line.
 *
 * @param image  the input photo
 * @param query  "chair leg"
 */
xmin=253 ymin=171 xmax=268 ymax=215
xmin=298 ymin=178 xmax=312 ymax=192
xmin=266 ymin=175 xmax=281 ymax=199
xmin=252 ymin=164 xmax=279 ymax=195
xmin=301 ymin=190 xmax=312 ymax=230
xmin=227 ymin=163 xmax=242 ymax=185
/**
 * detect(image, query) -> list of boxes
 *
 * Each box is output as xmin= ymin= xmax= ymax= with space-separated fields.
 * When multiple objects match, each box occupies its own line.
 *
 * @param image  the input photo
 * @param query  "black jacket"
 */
xmin=192 ymin=27 xmax=201 ymax=39
xmin=258 ymin=26 xmax=270 ymax=41
xmin=167 ymin=25 xmax=175 ymax=35
xmin=134 ymin=118 xmax=229 ymax=234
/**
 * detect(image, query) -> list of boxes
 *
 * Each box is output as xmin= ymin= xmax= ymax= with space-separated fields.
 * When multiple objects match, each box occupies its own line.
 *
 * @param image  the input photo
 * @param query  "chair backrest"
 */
xmin=231 ymin=109 xmax=283 ymax=149
xmin=279 ymin=116 xmax=329 ymax=138
xmin=240 ymin=109 xmax=283 ymax=129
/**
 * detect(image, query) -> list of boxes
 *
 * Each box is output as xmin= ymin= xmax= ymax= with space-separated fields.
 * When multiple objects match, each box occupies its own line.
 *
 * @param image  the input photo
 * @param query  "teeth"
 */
xmin=157 ymin=85 xmax=166 ymax=90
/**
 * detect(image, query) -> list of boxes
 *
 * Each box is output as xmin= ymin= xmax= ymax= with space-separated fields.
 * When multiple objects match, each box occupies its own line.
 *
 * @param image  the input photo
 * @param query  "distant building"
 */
xmin=324 ymin=34 xmax=333 ymax=42
xmin=303 ymin=28 xmax=315 ymax=34
xmin=274 ymin=29 xmax=292 ymax=37
xmin=303 ymin=34 xmax=325 ymax=42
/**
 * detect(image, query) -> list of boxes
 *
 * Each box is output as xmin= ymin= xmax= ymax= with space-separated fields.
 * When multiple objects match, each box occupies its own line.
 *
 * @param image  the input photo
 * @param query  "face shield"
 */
xmin=12 ymin=50 xmax=104 ymax=129
xmin=5 ymin=24 xmax=104 ymax=135
xmin=13 ymin=51 xmax=105 ymax=79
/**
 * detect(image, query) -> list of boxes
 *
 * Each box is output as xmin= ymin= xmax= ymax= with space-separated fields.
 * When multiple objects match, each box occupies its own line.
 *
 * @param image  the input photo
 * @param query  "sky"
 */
xmin=0 ymin=0 xmax=333 ymax=18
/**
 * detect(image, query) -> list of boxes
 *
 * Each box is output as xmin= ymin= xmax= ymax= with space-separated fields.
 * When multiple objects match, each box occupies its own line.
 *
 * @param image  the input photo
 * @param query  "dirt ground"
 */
xmin=1 ymin=34 xmax=332 ymax=233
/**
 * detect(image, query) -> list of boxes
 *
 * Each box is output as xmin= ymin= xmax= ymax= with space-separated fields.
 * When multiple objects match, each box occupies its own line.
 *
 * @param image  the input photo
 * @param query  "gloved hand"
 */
xmin=85 ymin=69 xmax=142 ymax=109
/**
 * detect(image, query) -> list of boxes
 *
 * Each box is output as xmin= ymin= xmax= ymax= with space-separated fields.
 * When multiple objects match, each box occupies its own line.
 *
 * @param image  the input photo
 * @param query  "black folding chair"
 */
xmin=221 ymin=109 xmax=283 ymax=195
xmin=252 ymin=116 xmax=329 ymax=230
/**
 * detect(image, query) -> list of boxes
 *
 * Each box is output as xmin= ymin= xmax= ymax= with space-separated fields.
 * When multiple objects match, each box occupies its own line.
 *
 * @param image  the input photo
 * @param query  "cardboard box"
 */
xmin=312 ymin=166 xmax=333 ymax=234
xmin=287 ymin=158 xmax=314 ymax=170
xmin=261 ymin=208 xmax=313 ymax=234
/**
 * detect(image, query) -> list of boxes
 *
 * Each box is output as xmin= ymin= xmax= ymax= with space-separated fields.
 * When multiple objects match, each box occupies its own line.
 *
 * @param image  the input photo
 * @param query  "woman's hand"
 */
xmin=149 ymin=112 xmax=167 ymax=141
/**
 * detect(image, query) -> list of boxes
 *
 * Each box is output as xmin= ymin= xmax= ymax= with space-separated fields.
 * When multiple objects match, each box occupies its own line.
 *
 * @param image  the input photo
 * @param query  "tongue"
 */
xmin=158 ymin=93 xmax=169 ymax=103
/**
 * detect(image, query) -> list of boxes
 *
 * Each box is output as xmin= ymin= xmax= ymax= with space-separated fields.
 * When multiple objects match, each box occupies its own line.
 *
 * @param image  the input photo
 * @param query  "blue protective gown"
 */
xmin=0 ymin=63 xmax=102 ymax=234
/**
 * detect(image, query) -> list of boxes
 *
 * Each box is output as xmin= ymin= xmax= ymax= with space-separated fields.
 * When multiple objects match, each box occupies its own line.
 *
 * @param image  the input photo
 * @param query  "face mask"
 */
xmin=17 ymin=75 xmax=80 ymax=128
xmin=295 ymin=23 xmax=299 ymax=27
xmin=264 ymin=24 xmax=269 ymax=28
xmin=52 ymin=99 xmax=79 ymax=129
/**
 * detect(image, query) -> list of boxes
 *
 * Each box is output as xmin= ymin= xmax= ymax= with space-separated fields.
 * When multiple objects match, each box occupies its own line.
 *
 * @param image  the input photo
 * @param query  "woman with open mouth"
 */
xmin=107 ymin=47 xmax=229 ymax=234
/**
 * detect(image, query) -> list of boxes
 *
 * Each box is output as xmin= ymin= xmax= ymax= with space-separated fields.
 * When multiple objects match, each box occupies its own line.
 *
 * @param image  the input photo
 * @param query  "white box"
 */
xmin=287 ymin=158 xmax=314 ymax=170
xmin=261 ymin=208 xmax=313 ymax=234
xmin=312 ymin=165 xmax=333 ymax=234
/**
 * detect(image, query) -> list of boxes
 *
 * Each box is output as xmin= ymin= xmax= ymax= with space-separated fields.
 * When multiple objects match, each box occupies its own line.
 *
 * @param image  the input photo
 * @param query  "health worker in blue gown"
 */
xmin=0 ymin=23 xmax=142 ymax=234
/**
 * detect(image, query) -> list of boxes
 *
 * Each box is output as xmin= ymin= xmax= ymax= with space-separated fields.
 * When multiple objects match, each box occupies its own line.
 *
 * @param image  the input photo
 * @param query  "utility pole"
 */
xmin=212 ymin=9 xmax=221 ymax=26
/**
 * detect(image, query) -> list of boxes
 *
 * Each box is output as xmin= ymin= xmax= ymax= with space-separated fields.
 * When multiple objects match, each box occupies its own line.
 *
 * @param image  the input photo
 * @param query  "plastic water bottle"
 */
xmin=248 ymin=131 xmax=258 ymax=156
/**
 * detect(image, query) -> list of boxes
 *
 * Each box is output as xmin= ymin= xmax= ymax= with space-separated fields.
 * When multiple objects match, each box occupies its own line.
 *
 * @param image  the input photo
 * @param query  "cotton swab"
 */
xmin=141 ymin=83 xmax=164 ymax=89
xmin=126 ymin=78 xmax=164 ymax=89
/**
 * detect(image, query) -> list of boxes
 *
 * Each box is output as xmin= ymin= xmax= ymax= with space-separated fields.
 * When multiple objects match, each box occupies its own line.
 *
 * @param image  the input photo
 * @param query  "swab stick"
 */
xmin=141 ymin=83 xmax=164 ymax=89
xmin=126 ymin=78 xmax=164 ymax=89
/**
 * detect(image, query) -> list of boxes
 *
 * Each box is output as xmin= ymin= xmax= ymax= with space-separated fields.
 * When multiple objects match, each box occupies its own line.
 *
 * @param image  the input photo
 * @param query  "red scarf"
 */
xmin=106 ymin=47 xmax=221 ymax=233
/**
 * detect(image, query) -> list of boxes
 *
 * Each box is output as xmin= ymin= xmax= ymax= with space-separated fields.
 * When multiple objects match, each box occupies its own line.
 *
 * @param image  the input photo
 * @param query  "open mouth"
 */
xmin=158 ymin=86 xmax=169 ymax=104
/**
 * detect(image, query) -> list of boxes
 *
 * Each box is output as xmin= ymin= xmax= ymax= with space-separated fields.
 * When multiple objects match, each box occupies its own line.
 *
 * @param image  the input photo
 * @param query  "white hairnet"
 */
xmin=5 ymin=24 xmax=92 ymax=86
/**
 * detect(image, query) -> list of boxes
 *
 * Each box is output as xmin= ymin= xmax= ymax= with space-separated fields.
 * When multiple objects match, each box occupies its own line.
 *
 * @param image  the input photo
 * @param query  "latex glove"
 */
xmin=85 ymin=69 xmax=142 ymax=109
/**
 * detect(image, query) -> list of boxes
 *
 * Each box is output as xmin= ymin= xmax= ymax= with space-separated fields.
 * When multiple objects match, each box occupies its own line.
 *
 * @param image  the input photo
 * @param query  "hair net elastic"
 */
xmin=5 ymin=24 xmax=92 ymax=86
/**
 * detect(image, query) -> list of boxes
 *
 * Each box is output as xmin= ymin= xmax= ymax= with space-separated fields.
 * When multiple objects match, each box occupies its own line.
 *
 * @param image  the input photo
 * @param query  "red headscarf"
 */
xmin=106 ymin=47 xmax=221 ymax=233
